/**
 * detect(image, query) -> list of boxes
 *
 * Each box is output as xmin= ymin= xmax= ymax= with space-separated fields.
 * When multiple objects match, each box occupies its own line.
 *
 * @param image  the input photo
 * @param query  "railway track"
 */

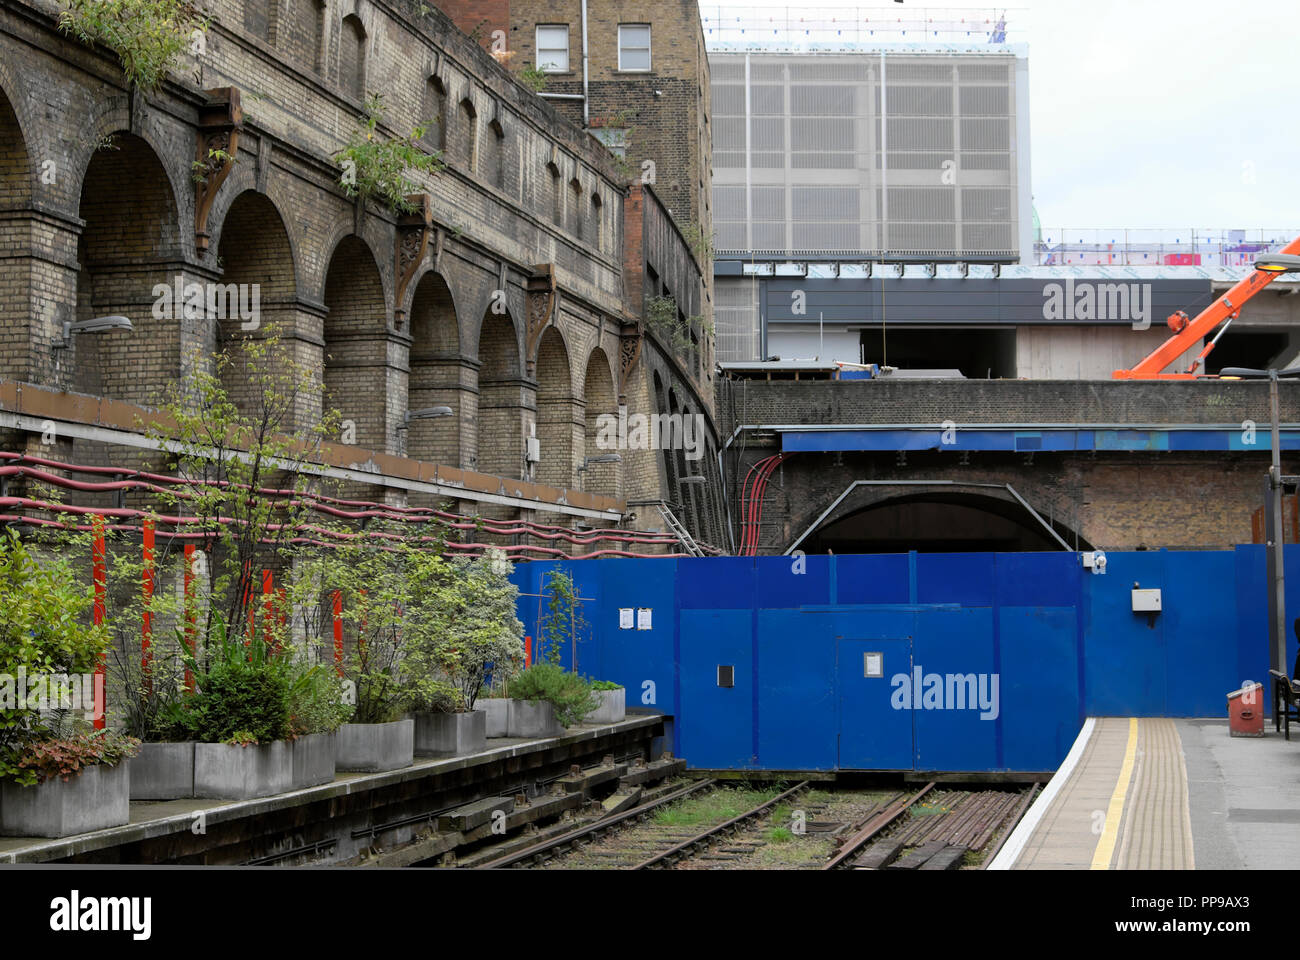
xmin=479 ymin=779 xmax=812 ymax=869
xmin=825 ymin=783 xmax=1038 ymax=870
xmin=477 ymin=778 xmax=1037 ymax=870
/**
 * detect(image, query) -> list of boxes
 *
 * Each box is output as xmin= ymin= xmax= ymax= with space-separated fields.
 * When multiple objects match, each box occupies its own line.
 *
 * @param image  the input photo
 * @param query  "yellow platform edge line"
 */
xmin=1090 ymin=717 xmax=1138 ymax=870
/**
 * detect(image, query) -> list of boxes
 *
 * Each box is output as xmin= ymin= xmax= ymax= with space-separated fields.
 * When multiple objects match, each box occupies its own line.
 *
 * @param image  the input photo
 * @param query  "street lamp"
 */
xmin=1255 ymin=254 xmax=1300 ymax=273
xmin=396 ymin=406 xmax=453 ymax=457
xmin=577 ymin=453 xmax=620 ymax=490
xmin=578 ymin=453 xmax=621 ymax=474
xmin=53 ymin=315 xmax=134 ymax=350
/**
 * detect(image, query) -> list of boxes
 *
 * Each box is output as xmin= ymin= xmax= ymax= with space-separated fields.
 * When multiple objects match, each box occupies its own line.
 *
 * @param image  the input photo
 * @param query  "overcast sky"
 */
xmin=702 ymin=1 xmax=1300 ymax=231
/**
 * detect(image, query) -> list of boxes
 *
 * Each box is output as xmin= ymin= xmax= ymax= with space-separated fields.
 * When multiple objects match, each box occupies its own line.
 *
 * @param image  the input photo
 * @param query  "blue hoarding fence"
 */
xmin=511 ymin=548 xmax=1289 ymax=774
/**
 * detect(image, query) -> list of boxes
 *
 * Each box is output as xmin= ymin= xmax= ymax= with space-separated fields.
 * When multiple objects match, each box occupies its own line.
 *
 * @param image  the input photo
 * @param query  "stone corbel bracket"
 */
xmin=618 ymin=317 xmax=643 ymax=406
xmin=194 ymin=87 xmax=243 ymax=256
xmin=393 ymin=193 xmax=434 ymax=331
xmin=525 ymin=263 xmax=557 ymax=377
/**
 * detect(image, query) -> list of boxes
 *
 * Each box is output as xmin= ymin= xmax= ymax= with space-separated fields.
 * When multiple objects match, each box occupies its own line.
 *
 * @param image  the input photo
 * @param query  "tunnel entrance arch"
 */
xmin=789 ymin=483 xmax=1090 ymax=555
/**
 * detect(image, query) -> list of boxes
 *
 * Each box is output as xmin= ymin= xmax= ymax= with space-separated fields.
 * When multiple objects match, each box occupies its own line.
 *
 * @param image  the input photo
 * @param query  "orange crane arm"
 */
xmin=1112 ymin=235 xmax=1300 ymax=379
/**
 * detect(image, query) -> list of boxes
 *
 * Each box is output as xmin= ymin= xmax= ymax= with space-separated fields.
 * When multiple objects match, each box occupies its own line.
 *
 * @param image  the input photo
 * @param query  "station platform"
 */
xmin=0 ymin=714 xmax=664 ymax=865
xmin=991 ymin=716 xmax=1300 ymax=869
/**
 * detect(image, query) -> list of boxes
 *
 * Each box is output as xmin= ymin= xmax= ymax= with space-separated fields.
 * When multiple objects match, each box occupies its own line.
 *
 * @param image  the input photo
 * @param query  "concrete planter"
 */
xmin=0 ymin=761 xmax=130 ymax=838
xmin=588 ymin=688 xmax=626 ymax=725
xmin=414 ymin=710 xmax=486 ymax=757
xmin=478 ymin=698 xmax=509 ymax=737
xmin=507 ymin=699 xmax=565 ymax=738
xmin=130 ymin=741 xmax=196 ymax=799
xmin=291 ymin=733 xmax=337 ymax=789
xmin=194 ymin=741 xmax=292 ymax=800
xmin=335 ymin=719 xmax=414 ymax=772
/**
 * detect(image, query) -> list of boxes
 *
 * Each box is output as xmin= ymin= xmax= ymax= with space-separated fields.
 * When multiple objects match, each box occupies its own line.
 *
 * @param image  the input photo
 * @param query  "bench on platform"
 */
xmin=1270 ymin=669 xmax=1300 ymax=740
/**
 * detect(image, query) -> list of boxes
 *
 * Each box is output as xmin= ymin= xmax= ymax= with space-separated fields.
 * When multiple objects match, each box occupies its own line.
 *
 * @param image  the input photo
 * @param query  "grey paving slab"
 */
xmin=1177 ymin=718 xmax=1300 ymax=870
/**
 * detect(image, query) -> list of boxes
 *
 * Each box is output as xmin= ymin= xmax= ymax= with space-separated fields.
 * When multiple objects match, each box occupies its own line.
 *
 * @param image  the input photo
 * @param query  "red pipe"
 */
xmin=91 ymin=515 xmax=106 ymax=729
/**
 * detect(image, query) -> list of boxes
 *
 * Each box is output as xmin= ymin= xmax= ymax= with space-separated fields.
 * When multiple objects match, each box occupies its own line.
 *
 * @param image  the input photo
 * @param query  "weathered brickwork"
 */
xmin=0 ymin=0 xmax=734 ymax=545
xmin=717 ymin=378 xmax=1300 ymax=553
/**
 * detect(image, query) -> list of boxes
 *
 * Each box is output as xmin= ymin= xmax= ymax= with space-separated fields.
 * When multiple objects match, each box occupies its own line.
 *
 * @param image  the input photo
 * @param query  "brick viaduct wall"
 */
xmin=0 ymin=0 xmax=728 ymax=547
xmin=716 ymin=378 xmax=1300 ymax=552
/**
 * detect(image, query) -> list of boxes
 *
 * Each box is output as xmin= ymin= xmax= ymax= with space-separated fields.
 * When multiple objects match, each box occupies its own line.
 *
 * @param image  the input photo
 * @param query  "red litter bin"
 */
xmin=1228 ymin=682 xmax=1265 ymax=737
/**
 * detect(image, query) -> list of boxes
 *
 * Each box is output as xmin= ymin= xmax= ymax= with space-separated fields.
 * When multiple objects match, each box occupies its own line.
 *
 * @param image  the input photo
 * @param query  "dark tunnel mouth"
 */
xmin=801 ymin=489 xmax=1091 ymax=554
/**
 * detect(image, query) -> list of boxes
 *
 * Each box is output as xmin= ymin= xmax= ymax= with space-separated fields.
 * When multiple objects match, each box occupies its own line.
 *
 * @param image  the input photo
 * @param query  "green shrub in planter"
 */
xmin=288 ymin=663 xmax=353 ymax=736
xmin=401 ymin=552 xmax=524 ymax=714
xmin=591 ymin=680 xmax=623 ymax=691
xmin=169 ymin=614 xmax=292 ymax=744
xmin=13 ymin=728 xmax=139 ymax=784
xmin=0 ymin=528 xmax=107 ymax=786
xmin=506 ymin=663 xmax=598 ymax=727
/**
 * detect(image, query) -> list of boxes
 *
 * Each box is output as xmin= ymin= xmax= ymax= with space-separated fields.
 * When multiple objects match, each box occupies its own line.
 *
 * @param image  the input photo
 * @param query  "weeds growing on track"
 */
xmin=652 ymin=784 xmax=784 ymax=828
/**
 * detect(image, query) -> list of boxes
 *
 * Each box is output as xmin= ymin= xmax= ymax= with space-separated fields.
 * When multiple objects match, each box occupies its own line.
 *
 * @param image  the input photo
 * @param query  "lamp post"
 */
xmin=52 ymin=315 xmax=134 ymax=350
xmin=577 ymin=453 xmax=621 ymax=491
xmin=1220 ymin=254 xmax=1300 ymax=674
xmin=1221 ymin=365 xmax=1300 ymax=676
xmin=396 ymin=406 xmax=453 ymax=458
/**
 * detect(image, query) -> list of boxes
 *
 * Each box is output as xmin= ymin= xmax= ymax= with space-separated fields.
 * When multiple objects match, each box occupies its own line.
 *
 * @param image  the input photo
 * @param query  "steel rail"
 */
xmin=980 ymin=783 xmax=1040 ymax=869
xmin=476 ymin=778 xmax=717 ymax=869
xmin=632 ymin=780 xmax=812 ymax=870
xmin=822 ymin=782 xmax=937 ymax=870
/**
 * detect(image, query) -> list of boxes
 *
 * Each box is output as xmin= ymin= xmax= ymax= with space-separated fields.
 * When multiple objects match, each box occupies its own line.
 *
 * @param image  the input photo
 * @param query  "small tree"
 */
xmin=403 ymin=552 xmax=523 ymax=712
xmin=540 ymin=570 xmax=586 ymax=668
xmin=145 ymin=326 xmax=339 ymax=660
xmin=334 ymin=94 xmax=445 ymax=214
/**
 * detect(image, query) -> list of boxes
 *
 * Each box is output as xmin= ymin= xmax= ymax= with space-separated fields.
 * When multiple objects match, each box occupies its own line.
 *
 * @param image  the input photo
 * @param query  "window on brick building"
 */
xmin=618 ymin=24 xmax=651 ymax=72
xmin=536 ymin=25 xmax=569 ymax=72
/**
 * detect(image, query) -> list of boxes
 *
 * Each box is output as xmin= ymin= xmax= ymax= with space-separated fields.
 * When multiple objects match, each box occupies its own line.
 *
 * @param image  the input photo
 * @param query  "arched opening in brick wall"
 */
xmin=582 ymin=347 xmax=620 ymax=498
xmin=568 ymin=177 xmax=583 ymax=239
xmin=653 ymin=371 xmax=676 ymax=497
xmin=280 ymin=0 xmax=326 ymax=72
xmin=214 ymin=190 xmax=299 ymax=422
xmin=422 ymin=76 xmax=447 ymax=154
xmin=322 ymin=235 xmax=387 ymax=450
xmin=545 ymin=161 xmax=561 ymax=227
xmin=474 ymin=311 xmax=523 ymax=478
xmin=73 ymin=132 xmax=182 ymax=402
xmin=340 ymin=15 xmax=366 ymax=101
xmin=590 ymin=192 xmax=603 ymax=252
xmin=455 ymin=98 xmax=478 ymax=171
xmin=407 ymin=270 xmax=461 ymax=465
xmin=0 ymin=83 xmax=32 ymax=383
xmin=800 ymin=490 xmax=1091 ymax=555
xmin=534 ymin=327 xmax=573 ymax=489
xmin=484 ymin=118 xmax=505 ymax=190
xmin=243 ymin=0 xmax=275 ymax=43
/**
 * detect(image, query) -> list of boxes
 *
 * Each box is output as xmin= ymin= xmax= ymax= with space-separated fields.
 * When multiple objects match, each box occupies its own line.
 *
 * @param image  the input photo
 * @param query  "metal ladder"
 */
xmin=658 ymin=502 xmax=705 ymax=557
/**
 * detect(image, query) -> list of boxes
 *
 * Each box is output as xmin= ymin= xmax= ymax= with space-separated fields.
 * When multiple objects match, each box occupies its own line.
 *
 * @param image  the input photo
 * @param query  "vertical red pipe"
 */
xmin=524 ymin=635 xmax=532 ymax=668
xmin=91 ymin=515 xmax=106 ymax=730
xmin=332 ymin=590 xmax=344 ymax=677
xmin=141 ymin=518 xmax=154 ymax=695
xmin=183 ymin=545 xmax=196 ymax=693
xmin=262 ymin=568 xmax=273 ymax=647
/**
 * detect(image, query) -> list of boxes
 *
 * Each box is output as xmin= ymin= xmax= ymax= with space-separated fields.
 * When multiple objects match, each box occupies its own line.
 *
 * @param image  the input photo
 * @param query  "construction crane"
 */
xmin=1112 ymin=238 xmax=1300 ymax=379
